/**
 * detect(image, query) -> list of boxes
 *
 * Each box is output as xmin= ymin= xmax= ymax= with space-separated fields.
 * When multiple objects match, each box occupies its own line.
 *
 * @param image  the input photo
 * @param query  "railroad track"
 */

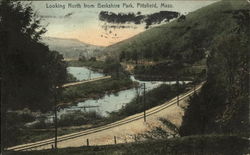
xmin=7 ymin=83 xmax=204 ymax=151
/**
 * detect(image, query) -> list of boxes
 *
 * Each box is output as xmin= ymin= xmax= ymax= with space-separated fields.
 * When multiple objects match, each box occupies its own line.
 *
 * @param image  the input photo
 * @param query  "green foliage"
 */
xmin=159 ymin=118 xmax=179 ymax=134
xmin=180 ymin=12 xmax=250 ymax=136
xmin=0 ymin=1 xmax=67 ymax=112
xmin=89 ymin=57 xmax=97 ymax=62
xmin=8 ymin=135 xmax=248 ymax=155
xmin=103 ymin=57 xmax=129 ymax=78
xmin=134 ymin=61 xmax=206 ymax=81
xmin=67 ymin=60 xmax=106 ymax=70
xmin=78 ymin=55 xmax=87 ymax=62
xmin=10 ymin=127 xmax=87 ymax=148
xmin=58 ymin=110 xmax=103 ymax=127
xmin=61 ymin=78 xmax=134 ymax=103
xmin=136 ymin=118 xmax=180 ymax=141
xmin=180 ymin=83 xmax=228 ymax=135
xmin=112 ymin=83 xmax=189 ymax=117
xmin=68 ymin=57 xmax=130 ymax=79
xmin=31 ymin=116 xmax=51 ymax=129
xmin=66 ymin=73 xmax=78 ymax=83
xmin=4 ymin=110 xmax=38 ymax=147
xmin=105 ymin=0 xmax=249 ymax=65
xmin=0 ymin=1 xmax=67 ymax=149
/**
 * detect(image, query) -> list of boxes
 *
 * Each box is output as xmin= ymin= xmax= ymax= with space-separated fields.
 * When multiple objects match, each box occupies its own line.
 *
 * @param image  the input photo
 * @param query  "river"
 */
xmin=52 ymin=67 xmax=188 ymax=118
xmin=67 ymin=67 xmax=104 ymax=81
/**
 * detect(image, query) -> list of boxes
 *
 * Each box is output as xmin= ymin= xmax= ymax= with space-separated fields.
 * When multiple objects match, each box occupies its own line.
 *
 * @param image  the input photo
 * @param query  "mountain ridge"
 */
xmin=41 ymin=37 xmax=105 ymax=59
xmin=103 ymin=0 xmax=249 ymax=61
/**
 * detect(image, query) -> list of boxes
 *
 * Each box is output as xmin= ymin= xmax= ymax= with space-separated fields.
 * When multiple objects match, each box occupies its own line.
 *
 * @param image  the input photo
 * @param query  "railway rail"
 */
xmin=7 ymin=83 xmax=204 ymax=151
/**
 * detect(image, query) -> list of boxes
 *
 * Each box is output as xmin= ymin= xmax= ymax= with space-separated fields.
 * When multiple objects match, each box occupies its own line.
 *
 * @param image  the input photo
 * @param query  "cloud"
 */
xmin=99 ymin=11 xmax=180 ymax=29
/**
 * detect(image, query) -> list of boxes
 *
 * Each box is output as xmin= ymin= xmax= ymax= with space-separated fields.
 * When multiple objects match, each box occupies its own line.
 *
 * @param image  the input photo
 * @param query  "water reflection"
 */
xmin=67 ymin=67 xmax=104 ymax=81
xmin=57 ymin=67 xmax=189 ymax=117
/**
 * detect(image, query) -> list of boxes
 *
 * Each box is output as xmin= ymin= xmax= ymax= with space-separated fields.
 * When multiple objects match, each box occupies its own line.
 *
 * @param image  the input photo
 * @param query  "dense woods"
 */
xmin=180 ymin=8 xmax=250 ymax=136
xmin=0 ymin=1 xmax=67 ymax=147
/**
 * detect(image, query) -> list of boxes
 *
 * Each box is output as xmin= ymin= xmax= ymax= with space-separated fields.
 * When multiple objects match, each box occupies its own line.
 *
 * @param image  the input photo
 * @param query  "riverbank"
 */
xmin=67 ymin=60 xmax=105 ymax=73
xmin=106 ymin=82 xmax=192 ymax=122
xmin=10 ymin=81 xmax=193 ymax=147
xmin=8 ymin=65 xmax=193 ymax=147
xmin=60 ymin=77 xmax=137 ymax=107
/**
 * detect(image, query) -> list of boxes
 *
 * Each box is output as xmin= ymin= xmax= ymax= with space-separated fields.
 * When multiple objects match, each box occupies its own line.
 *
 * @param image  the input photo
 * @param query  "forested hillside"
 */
xmin=180 ymin=8 xmax=250 ymax=135
xmin=104 ymin=0 xmax=250 ymax=136
xmin=104 ymin=0 xmax=249 ymax=64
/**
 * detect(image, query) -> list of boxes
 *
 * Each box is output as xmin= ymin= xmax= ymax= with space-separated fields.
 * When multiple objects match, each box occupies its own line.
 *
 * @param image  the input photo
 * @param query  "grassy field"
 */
xmin=103 ymin=0 xmax=246 ymax=80
xmin=7 ymin=135 xmax=248 ymax=155
xmin=104 ymin=0 xmax=249 ymax=60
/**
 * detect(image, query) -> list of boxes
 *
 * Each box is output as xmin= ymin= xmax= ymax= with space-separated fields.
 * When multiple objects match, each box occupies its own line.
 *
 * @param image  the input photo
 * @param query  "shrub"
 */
xmin=58 ymin=111 xmax=103 ymax=127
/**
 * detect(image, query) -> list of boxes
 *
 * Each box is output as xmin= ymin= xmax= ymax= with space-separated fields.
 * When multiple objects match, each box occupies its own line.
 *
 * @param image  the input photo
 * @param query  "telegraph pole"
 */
xmin=88 ymin=70 xmax=91 ymax=80
xmin=193 ymin=72 xmax=196 ymax=93
xmin=143 ymin=83 xmax=146 ymax=122
xmin=136 ymin=84 xmax=140 ymax=105
xmin=55 ymin=106 xmax=57 ymax=149
xmin=1 ymin=30 xmax=8 ymax=152
xmin=54 ymin=89 xmax=58 ymax=149
xmin=176 ymin=76 xmax=179 ymax=106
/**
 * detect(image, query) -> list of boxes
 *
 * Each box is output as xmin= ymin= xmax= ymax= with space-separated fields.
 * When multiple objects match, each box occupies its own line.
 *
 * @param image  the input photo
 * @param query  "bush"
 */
xmin=10 ymin=135 xmax=249 ymax=155
xmin=113 ymin=83 xmax=189 ymax=118
xmin=58 ymin=111 xmax=103 ymax=127
xmin=66 ymin=73 xmax=78 ymax=83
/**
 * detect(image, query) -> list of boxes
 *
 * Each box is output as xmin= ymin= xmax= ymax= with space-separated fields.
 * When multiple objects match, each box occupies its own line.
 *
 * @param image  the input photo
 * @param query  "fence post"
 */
xmin=87 ymin=139 xmax=89 ymax=146
xmin=143 ymin=83 xmax=146 ymax=122
xmin=114 ymin=136 xmax=117 ymax=144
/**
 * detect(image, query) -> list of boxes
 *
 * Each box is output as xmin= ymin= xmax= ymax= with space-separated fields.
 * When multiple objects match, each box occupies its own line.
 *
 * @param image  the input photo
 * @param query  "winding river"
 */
xmin=53 ymin=67 xmax=187 ymax=118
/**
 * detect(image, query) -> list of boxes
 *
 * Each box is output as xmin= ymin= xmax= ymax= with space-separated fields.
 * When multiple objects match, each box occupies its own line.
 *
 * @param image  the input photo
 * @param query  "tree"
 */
xmin=180 ymin=34 xmax=249 ymax=136
xmin=0 ymin=1 xmax=67 ymax=148
xmin=79 ymin=54 xmax=87 ymax=62
xmin=180 ymin=9 xmax=250 ymax=136
xmin=89 ymin=56 xmax=97 ymax=61
xmin=1 ymin=1 xmax=67 ymax=111
xmin=119 ymin=51 xmax=126 ymax=62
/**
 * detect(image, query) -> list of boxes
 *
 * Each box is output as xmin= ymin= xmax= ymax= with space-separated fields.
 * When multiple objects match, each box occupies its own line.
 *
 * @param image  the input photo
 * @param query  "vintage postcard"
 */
xmin=0 ymin=0 xmax=249 ymax=154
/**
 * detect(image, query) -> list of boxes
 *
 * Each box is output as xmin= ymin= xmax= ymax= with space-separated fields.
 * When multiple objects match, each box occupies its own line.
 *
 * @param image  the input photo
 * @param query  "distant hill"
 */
xmin=42 ymin=37 xmax=104 ymax=60
xmin=103 ymin=0 xmax=249 ymax=63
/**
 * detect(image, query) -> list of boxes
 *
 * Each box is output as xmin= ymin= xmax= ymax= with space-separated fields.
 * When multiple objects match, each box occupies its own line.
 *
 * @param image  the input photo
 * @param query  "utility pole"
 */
xmin=1 ymin=76 xmax=6 ymax=153
xmin=1 ymin=30 xmax=8 ymax=152
xmin=88 ymin=70 xmax=91 ymax=80
xmin=54 ymin=89 xmax=58 ymax=149
xmin=176 ymin=76 xmax=179 ymax=106
xmin=193 ymin=72 xmax=196 ymax=93
xmin=136 ymin=84 xmax=140 ymax=105
xmin=143 ymin=83 xmax=146 ymax=122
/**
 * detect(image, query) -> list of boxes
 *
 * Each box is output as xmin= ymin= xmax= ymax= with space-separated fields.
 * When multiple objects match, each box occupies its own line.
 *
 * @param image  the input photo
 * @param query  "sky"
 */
xmin=28 ymin=1 xmax=217 ymax=46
